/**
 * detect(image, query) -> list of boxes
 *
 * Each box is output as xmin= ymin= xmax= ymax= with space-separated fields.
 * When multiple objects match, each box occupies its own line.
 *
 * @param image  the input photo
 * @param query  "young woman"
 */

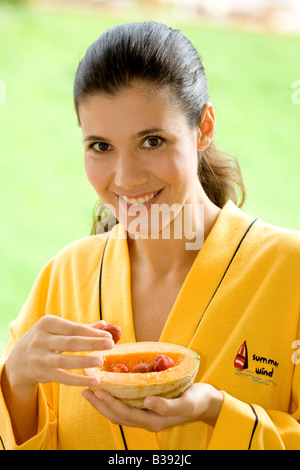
xmin=1 ymin=22 xmax=300 ymax=450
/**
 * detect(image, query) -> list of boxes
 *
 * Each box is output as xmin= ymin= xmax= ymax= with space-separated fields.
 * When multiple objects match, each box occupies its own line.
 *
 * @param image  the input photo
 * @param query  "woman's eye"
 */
xmin=143 ymin=136 xmax=164 ymax=149
xmin=92 ymin=142 xmax=111 ymax=152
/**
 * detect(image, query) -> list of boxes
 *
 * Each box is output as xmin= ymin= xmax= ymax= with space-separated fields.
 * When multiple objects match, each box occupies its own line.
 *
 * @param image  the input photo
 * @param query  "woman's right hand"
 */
xmin=4 ymin=315 xmax=114 ymax=390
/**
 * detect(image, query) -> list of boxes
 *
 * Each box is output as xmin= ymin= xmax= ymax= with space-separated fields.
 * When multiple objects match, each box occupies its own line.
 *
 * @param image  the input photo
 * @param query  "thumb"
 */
xmin=143 ymin=395 xmax=183 ymax=416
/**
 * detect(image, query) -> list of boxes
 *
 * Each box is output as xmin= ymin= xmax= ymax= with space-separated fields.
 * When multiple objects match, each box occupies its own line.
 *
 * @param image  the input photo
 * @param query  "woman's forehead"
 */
xmin=79 ymin=81 xmax=175 ymax=109
xmin=78 ymin=84 xmax=188 ymax=136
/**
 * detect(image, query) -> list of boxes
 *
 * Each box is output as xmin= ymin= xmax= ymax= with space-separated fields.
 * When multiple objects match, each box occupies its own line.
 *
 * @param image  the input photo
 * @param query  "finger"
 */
xmin=48 ymin=351 xmax=104 ymax=370
xmin=82 ymin=389 xmax=142 ymax=426
xmin=144 ymin=385 xmax=200 ymax=419
xmin=81 ymin=389 xmax=124 ymax=424
xmin=51 ymin=369 xmax=101 ymax=388
xmin=89 ymin=320 xmax=107 ymax=329
xmin=41 ymin=316 xmax=112 ymax=339
xmin=84 ymin=390 xmax=180 ymax=432
xmin=48 ymin=334 xmax=114 ymax=353
xmin=143 ymin=395 xmax=187 ymax=417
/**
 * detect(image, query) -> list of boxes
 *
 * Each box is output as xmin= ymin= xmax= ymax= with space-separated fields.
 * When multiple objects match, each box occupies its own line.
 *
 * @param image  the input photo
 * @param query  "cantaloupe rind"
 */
xmin=83 ymin=342 xmax=200 ymax=408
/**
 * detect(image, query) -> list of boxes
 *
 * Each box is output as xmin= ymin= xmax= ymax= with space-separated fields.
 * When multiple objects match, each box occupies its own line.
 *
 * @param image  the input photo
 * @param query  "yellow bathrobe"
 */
xmin=1 ymin=201 xmax=300 ymax=450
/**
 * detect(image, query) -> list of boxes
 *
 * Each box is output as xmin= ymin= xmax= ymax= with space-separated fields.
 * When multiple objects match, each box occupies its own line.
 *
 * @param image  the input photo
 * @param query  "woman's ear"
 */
xmin=197 ymin=103 xmax=215 ymax=151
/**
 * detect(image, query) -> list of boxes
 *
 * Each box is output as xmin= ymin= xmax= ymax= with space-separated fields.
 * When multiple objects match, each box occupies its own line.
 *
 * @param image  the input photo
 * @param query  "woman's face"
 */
xmin=79 ymin=83 xmax=211 ymax=238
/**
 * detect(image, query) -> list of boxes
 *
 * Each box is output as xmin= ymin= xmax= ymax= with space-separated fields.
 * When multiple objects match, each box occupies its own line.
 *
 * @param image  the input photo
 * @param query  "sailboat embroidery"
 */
xmin=234 ymin=341 xmax=248 ymax=371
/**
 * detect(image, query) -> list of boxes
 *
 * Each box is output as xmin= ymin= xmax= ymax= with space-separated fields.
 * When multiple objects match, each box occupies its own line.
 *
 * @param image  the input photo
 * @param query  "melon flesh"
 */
xmin=83 ymin=342 xmax=200 ymax=408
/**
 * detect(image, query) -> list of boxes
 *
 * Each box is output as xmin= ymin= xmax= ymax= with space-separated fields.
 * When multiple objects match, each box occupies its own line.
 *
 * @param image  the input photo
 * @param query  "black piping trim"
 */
xmin=193 ymin=218 xmax=258 ymax=336
xmin=0 ymin=435 xmax=45 ymax=450
xmin=98 ymin=234 xmax=128 ymax=450
xmin=98 ymin=236 xmax=109 ymax=321
xmin=0 ymin=433 xmax=46 ymax=450
xmin=0 ymin=435 xmax=5 ymax=450
xmin=248 ymin=405 xmax=258 ymax=450
xmin=119 ymin=425 xmax=128 ymax=450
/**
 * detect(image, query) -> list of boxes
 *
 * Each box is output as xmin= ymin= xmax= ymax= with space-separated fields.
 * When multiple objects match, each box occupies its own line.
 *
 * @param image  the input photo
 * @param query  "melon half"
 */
xmin=83 ymin=342 xmax=200 ymax=408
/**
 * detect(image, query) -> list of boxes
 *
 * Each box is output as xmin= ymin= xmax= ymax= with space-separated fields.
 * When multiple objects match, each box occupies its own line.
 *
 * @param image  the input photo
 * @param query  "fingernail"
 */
xmin=97 ymin=330 xmax=112 ymax=339
xmin=144 ymin=398 xmax=155 ymax=409
xmin=90 ymin=377 xmax=100 ymax=387
xmin=104 ymin=339 xmax=114 ymax=348
xmin=103 ymin=331 xmax=113 ymax=338
xmin=92 ymin=357 xmax=103 ymax=367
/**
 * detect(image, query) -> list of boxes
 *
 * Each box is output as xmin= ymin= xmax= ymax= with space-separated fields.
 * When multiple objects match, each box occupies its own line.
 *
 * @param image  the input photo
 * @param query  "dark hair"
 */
xmin=73 ymin=22 xmax=246 ymax=234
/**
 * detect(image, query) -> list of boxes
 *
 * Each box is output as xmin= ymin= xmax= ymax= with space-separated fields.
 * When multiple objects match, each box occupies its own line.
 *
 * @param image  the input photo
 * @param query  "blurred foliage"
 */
xmin=0 ymin=0 xmax=29 ymax=5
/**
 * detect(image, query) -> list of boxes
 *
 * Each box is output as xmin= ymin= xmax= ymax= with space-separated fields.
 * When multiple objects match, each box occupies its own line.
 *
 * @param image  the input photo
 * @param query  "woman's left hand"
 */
xmin=81 ymin=383 xmax=223 ymax=432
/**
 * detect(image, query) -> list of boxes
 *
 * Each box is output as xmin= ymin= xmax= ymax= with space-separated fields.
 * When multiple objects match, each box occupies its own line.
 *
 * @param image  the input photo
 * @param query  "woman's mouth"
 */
xmin=119 ymin=189 xmax=163 ymax=211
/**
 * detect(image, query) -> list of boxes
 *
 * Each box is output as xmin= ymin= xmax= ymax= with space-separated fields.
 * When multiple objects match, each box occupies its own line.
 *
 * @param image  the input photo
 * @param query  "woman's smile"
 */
xmin=118 ymin=188 xmax=163 ymax=210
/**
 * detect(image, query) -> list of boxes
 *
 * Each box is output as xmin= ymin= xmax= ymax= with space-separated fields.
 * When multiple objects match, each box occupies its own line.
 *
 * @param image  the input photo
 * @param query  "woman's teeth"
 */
xmin=122 ymin=190 xmax=160 ymax=205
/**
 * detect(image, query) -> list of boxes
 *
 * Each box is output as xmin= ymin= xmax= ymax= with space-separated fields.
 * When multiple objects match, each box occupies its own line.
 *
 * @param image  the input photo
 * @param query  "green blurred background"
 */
xmin=0 ymin=0 xmax=299 ymax=351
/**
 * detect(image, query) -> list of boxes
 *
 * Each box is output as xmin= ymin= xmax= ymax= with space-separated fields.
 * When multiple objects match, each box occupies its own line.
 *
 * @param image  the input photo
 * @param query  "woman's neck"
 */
xmin=127 ymin=193 xmax=221 ymax=280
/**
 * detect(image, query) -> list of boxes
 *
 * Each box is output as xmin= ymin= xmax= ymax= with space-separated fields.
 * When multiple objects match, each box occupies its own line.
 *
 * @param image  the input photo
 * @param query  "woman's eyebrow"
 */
xmin=83 ymin=128 xmax=166 ymax=143
xmin=133 ymin=128 xmax=166 ymax=138
xmin=83 ymin=134 xmax=108 ymax=143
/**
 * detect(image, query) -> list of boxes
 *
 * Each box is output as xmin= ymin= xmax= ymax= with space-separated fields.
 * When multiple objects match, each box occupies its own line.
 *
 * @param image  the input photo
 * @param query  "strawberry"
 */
xmin=131 ymin=362 xmax=156 ymax=373
xmin=102 ymin=323 xmax=122 ymax=344
xmin=147 ymin=361 xmax=157 ymax=372
xmin=154 ymin=354 xmax=175 ymax=371
xmin=110 ymin=363 xmax=129 ymax=373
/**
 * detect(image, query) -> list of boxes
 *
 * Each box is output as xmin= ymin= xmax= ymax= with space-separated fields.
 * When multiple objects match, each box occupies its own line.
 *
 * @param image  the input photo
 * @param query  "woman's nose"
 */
xmin=114 ymin=153 xmax=148 ymax=190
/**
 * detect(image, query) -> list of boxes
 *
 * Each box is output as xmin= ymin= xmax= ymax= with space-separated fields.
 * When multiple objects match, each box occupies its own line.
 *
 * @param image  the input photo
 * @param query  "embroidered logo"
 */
xmin=234 ymin=340 xmax=248 ymax=371
xmin=234 ymin=341 xmax=278 ymax=386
